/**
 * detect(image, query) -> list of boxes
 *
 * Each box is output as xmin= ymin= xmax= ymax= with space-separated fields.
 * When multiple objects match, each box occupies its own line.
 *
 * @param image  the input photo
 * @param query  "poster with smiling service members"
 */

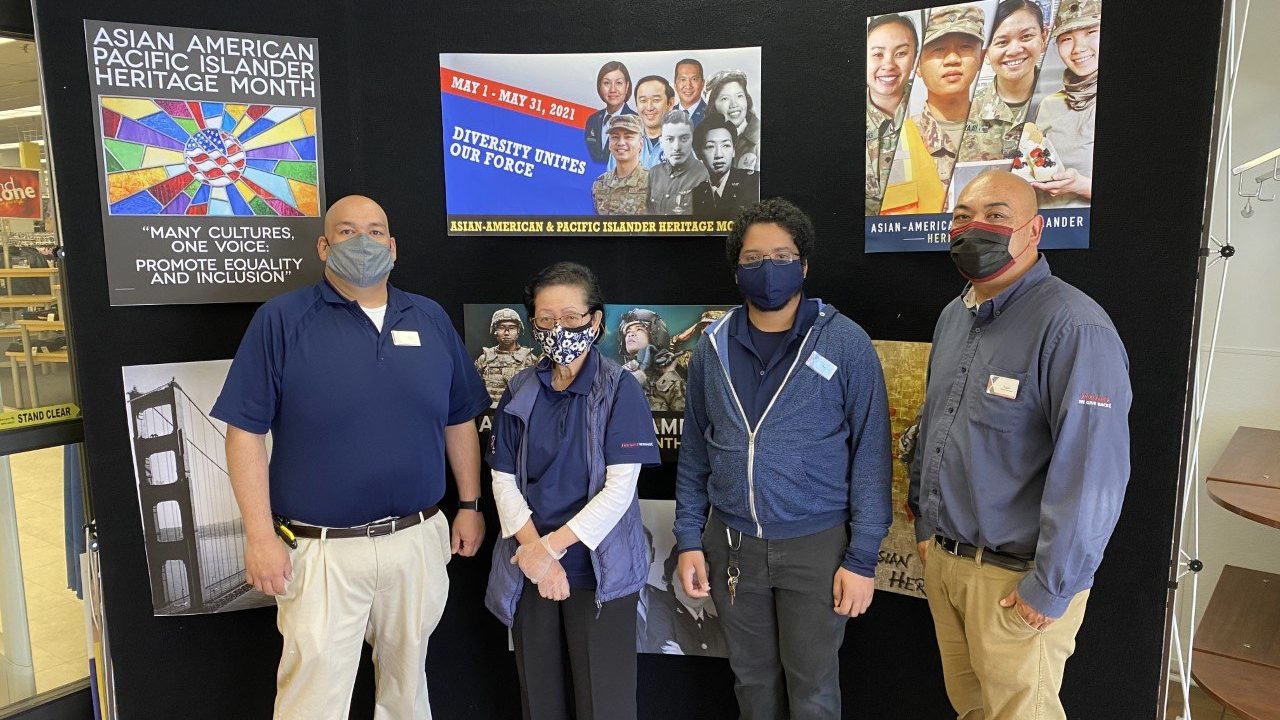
xmin=865 ymin=1 xmax=1097 ymax=252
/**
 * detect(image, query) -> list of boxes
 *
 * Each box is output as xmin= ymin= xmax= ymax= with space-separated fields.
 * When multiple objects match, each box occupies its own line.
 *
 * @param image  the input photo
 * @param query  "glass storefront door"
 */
xmin=0 ymin=24 xmax=89 ymax=717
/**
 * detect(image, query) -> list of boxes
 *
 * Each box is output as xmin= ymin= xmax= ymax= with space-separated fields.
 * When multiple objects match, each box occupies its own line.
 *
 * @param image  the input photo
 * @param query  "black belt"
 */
xmin=288 ymin=506 xmax=439 ymax=539
xmin=934 ymin=535 xmax=1034 ymax=572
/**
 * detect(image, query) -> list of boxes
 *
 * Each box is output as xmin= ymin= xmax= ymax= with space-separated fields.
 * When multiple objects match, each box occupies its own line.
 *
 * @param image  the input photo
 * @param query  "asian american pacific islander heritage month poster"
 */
xmin=85 ymin=21 xmax=326 ymax=305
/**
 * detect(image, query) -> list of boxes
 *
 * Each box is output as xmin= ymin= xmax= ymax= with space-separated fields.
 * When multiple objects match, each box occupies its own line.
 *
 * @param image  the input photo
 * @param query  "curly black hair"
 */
xmin=725 ymin=197 xmax=816 ymax=270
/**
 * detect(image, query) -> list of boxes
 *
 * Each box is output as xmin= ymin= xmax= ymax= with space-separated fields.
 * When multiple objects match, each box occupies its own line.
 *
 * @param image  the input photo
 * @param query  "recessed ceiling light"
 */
xmin=0 ymin=139 xmax=44 ymax=149
xmin=0 ymin=105 xmax=41 ymax=121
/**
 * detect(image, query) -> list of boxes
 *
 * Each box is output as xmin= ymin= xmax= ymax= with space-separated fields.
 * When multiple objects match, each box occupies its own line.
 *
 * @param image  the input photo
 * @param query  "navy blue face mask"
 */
xmin=736 ymin=260 xmax=804 ymax=311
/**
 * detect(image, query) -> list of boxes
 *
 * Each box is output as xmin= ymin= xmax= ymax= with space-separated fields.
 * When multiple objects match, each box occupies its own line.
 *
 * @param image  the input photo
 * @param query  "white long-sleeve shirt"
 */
xmin=491 ymin=463 xmax=641 ymax=549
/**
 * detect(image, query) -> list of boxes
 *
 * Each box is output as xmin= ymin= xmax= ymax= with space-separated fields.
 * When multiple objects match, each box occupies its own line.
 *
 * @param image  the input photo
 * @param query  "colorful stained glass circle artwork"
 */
xmin=100 ymin=96 xmax=321 ymax=217
xmin=183 ymin=129 xmax=246 ymax=188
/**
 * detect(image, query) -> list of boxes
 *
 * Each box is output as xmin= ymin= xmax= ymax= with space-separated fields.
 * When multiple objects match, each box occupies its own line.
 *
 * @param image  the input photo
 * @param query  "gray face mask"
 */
xmin=325 ymin=233 xmax=393 ymax=287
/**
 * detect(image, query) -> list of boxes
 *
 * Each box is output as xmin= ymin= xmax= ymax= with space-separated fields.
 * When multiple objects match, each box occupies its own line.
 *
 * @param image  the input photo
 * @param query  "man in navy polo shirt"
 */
xmin=212 ymin=195 xmax=490 ymax=720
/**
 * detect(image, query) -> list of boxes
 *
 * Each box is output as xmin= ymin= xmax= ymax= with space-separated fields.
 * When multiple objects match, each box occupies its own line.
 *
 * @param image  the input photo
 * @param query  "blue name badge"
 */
xmin=805 ymin=351 xmax=837 ymax=381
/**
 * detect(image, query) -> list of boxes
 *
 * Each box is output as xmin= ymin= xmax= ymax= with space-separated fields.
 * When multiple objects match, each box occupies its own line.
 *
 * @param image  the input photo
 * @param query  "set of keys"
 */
xmin=726 ymin=527 xmax=742 ymax=606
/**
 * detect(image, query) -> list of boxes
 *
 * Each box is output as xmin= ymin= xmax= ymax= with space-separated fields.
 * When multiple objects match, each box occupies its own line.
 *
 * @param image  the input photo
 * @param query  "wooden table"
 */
xmin=1191 ymin=650 xmax=1280 ymax=720
xmin=1208 ymin=481 xmax=1280 ymax=529
xmin=0 ymin=326 xmax=26 ymax=405
xmin=1208 ymin=426 xmax=1280 ymax=488
xmin=1206 ymin=426 xmax=1280 ymax=529
xmin=10 ymin=319 xmax=66 ymax=408
xmin=0 ymin=267 xmax=58 ymax=279
xmin=0 ymin=294 xmax=53 ymax=308
xmin=1194 ymin=428 xmax=1280 ymax=719
xmin=6 ymin=347 xmax=67 ymax=409
xmin=0 ymin=267 xmax=58 ymax=326
xmin=1191 ymin=565 xmax=1280 ymax=719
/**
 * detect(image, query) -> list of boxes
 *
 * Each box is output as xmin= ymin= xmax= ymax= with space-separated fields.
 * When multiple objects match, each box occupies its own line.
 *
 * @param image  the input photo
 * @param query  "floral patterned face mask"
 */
xmin=532 ymin=318 xmax=598 ymax=365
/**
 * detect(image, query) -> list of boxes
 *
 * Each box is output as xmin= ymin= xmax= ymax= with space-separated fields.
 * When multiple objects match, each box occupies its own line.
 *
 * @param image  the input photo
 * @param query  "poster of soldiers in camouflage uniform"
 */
xmin=464 ymin=303 xmax=731 ymax=461
xmin=865 ymin=0 xmax=1098 ymax=253
xmin=463 ymin=303 xmax=937 ymax=599
xmin=473 ymin=307 xmax=539 ymax=407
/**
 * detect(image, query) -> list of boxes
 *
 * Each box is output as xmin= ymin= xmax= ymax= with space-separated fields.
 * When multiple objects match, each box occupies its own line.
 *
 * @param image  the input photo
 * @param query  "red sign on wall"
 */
xmin=0 ymin=167 xmax=41 ymax=219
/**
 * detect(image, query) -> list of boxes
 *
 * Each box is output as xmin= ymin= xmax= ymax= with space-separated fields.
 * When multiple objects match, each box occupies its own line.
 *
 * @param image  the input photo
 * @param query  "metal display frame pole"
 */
xmin=1165 ymin=0 xmax=1264 ymax=716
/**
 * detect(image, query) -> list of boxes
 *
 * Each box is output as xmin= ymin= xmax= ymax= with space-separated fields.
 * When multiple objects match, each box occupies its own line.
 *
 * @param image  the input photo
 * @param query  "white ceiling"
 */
xmin=0 ymin=37 xmax=43 ymax=146
xmin=1229 ymin=0 xmax=1280 ymax=163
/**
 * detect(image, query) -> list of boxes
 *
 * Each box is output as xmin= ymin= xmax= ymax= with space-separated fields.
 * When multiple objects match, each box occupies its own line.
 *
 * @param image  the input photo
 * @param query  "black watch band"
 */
xmin=458 ymin=499 xmax=481 ymax=512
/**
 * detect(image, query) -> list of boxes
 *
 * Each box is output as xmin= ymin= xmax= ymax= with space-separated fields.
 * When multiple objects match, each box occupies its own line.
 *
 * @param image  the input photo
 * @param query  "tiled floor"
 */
xmin=7 ymin=445 xmax=88 ymax=696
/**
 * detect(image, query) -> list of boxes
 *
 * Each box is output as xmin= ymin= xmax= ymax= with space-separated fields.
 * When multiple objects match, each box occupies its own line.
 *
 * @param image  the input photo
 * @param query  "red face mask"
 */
xmin=948 ymin=216 xmax=1036 ymax=282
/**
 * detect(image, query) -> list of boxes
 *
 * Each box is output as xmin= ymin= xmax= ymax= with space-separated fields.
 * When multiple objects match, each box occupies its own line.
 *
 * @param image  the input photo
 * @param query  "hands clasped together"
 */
xmin=512 ymin=535 xmax=571 ymax=601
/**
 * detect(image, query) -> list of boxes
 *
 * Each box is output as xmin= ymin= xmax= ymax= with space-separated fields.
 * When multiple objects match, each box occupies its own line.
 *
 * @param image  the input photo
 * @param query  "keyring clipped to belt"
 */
xmin=726 ymin=527 xmax=742 ymax=606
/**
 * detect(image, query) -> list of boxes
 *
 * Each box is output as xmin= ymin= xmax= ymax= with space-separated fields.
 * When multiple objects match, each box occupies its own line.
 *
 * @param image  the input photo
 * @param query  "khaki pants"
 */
xmin=273 ymin=512 xmax=452 ymax=720
xmin=924 ymin=539 xmax=1090 ymax=720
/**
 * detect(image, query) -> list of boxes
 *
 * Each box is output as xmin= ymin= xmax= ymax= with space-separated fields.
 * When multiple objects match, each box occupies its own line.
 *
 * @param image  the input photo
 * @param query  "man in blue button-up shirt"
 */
xmin=908 ymin=172 xmax=1131 ymax=720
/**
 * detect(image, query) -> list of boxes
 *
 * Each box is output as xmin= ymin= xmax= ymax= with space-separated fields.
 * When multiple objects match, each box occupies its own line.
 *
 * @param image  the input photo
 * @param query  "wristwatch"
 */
xmin=458 ymin=499 xmax=481 ymax=512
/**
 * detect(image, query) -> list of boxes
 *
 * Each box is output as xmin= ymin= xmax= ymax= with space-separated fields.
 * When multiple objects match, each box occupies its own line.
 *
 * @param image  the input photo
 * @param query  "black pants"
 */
xmin=703 ymin=512 xmax=850 ymax=720
xmin=511 ymin=580 xmax=639 ymax=720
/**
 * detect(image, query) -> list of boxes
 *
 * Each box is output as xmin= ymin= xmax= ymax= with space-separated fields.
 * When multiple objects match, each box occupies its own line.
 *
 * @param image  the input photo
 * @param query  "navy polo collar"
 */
xmin=536 ymin=347 xmax=599 ymax=395
xmin=728 ymin=294 xmax=818 ymax=343
xmin=318 ymin=277 xmax=414 ymax=312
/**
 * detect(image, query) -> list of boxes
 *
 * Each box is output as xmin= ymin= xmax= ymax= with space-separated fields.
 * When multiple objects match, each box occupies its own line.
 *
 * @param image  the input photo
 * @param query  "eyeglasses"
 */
xmin=738 ymin=251 xmax=799 ymax=269
xmin=531 ymin=311 xmax=592 ymax=331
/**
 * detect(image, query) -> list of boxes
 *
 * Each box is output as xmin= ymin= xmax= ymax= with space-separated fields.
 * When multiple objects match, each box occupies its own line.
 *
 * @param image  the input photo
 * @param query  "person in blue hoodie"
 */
xmin=673 ymin=198 xmax=893 ymax=720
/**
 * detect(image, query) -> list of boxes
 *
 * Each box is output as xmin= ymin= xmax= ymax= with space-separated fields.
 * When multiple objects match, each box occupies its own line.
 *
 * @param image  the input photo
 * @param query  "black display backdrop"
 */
xmin=33 ymin=0 xmax=1221 ymax=717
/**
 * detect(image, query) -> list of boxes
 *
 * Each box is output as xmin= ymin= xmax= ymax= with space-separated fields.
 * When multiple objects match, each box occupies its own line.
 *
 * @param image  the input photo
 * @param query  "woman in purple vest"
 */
xmin=484 ymin=262 xmax=660 ymax=720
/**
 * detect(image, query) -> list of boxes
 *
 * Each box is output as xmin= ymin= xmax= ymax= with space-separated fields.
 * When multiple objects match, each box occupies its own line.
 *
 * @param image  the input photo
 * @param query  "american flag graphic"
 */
xmin=184 ymin=129 xmax=246 ymax=188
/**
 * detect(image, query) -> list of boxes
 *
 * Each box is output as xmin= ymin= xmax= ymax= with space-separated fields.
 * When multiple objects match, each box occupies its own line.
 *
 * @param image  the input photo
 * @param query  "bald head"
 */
xmin=317 ymin=194 xmax=396 ymax=280
xmin=949 ymin=170 xmax=1043 ymax=292
xmin=324 ymin=195 xmax=389 ymax=238
xmin=953 ymin=171 xmax=1038 ymax=226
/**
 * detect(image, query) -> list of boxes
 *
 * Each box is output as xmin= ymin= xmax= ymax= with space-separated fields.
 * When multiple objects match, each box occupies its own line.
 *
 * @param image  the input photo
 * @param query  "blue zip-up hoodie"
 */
xmin=673 ymin=300 xmax=892 ymax=575
xmin=484 ymin=354 xmax=648 ymax=627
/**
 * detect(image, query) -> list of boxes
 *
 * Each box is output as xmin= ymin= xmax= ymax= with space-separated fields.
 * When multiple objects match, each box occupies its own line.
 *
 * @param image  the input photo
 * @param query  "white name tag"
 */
xmin=391 ymin=330 xmax=421 ymax=347
xmin=805 ymin=351 xmax=837 ymax=381
xmin=986 ymin=374 xmax=1020 ymax=399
